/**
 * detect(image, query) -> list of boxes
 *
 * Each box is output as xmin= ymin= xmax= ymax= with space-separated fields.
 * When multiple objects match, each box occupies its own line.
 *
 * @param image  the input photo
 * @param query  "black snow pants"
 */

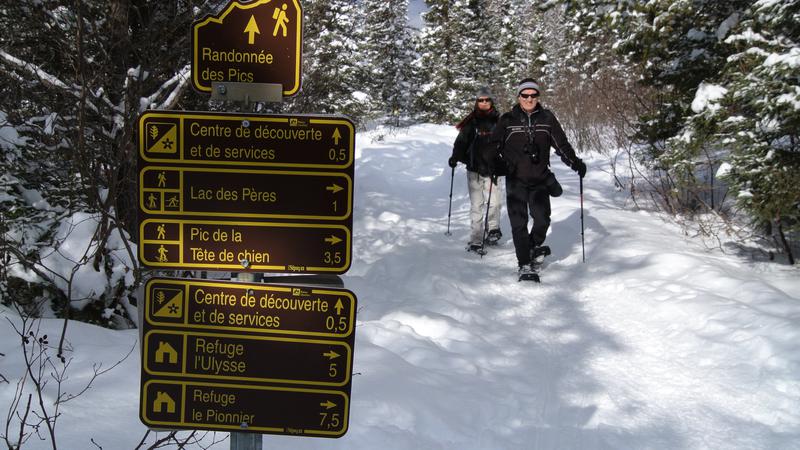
xmin=505 ymin=176 xmax=550 ymax=266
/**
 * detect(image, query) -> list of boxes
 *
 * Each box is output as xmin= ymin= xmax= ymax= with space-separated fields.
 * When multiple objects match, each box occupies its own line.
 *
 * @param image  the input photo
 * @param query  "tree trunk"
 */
xmin=775 ymin=216 xmax=795 ymax=265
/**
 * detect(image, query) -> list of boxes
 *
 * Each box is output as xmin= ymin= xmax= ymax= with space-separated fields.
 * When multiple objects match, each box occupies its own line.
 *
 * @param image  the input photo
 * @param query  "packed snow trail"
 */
xmin=1 ymin=124 xmax=797 ymax=450
xmin=314 ymin=124 xmax=799 ymax=450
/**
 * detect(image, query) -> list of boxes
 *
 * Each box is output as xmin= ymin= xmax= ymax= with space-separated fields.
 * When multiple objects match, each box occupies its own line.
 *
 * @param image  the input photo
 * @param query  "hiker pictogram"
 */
xmin=157 ymin=245 xmax=169 ymax=263
xmin=272 ymin=4 xmax=290 ymax=37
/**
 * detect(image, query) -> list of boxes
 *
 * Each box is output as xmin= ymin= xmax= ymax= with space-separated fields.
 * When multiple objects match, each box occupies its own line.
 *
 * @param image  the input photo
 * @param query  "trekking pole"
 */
xmin=580 ymin=176 xmax=585 ymax=263
xmin=445 ymin=166 xmax=455 ymax=236
xmin=479 ymin=176 xmax=494 ymax=258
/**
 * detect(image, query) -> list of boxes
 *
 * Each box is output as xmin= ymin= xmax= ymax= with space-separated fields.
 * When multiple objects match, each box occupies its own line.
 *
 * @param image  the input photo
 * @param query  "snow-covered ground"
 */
xmin=2 ymin=123 xmax=798 ymax=449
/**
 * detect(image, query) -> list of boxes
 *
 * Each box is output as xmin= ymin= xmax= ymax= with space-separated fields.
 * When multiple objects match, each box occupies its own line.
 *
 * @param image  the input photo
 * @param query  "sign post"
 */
xmin=139 ymin=1 xmax=359 ymax=447
xmin=231 ymin=270 xmax=258 ymax=450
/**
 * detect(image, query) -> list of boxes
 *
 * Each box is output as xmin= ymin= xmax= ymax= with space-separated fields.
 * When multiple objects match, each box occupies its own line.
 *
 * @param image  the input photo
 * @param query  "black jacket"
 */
xmin=450 ymin=109 xmax=500 ymax=176
xmin=491 ymin=103 xmax=581 ymax=184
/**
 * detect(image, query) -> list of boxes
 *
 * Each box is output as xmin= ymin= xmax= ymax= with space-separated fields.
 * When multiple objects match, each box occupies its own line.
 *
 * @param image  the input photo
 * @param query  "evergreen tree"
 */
xmin=0 ymin=0 xmax=207 ymax=323
xmin=288 ymin=0 xmax=369 ymax=122
xmin=675 ymin=0 xmax=800 ymax=262
xmin=487 ymin=0 xmax=547 ymax=108
xmin=559 ymin=0 xmax=797 ymax=258
xmin=559 ymin=1 xmax=756 ymax=212
xmin=449 ymin=0 xmax=482 ymax=99
xmin=561 ymin=0 xmax=750 ymax=152
xmin=416 ymin=0 xmax=459 ymax=122
xmin=469 ymin=0 xmax=499 ymax=85
xmin=417 ymin=0 xmax=510 ymax=122
xmin=362 ymin=0 xmax=417 ymax=124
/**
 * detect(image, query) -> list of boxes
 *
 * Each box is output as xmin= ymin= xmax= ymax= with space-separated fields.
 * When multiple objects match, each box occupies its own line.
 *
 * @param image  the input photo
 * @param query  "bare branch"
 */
xmin=61 ymin=342 xmax=136 ymax=403
xmin=0 ymin=351 xmax=7 ymax=384
xmin=16 ymin=394 xmax=33 ymax=450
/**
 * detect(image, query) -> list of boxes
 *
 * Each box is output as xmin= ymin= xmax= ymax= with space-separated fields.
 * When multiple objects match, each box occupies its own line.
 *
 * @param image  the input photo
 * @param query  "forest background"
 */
xmin=0 ymin=0 xmax=798 ymax=329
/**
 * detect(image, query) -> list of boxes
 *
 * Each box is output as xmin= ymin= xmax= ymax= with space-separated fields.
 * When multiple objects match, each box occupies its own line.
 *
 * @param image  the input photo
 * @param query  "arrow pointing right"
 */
xmin=322 ymin=350 xmax=341 ymax=360
xmin=320 ymin=400 xmax=337 ymax=410
xmin=326 ymin=183 xmax=343 ymax=194
xmin=324 ymin=235 xmax=343 ymax=245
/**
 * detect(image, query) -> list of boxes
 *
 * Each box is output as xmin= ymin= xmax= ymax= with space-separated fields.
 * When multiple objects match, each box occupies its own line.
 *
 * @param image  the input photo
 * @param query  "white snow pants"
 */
xmin=467 ymin=171 xmax=502 ymax=245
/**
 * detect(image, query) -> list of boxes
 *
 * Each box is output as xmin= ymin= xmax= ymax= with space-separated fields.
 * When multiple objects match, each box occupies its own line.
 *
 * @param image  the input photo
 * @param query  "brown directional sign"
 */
xmin=192 ymin=0 xmax=303 ymax=95
xmin=140 ymin=278 xmax=356 ymax=438
xmin=136 ymin=110 xmax=354 ymax=274
xmin=141 ymin=379 xmax=348 ymax=437
xmin=138 ymin=219 xmax=350 ymax=273
xmin=144 ymin=330 xmax=352 ymax=386
xmin=144 ymin=278 xmax=356 ymax=338
xmin=139 ymin=111 xmax=354 ymax=169
xmin=139 ymin=167 xmax=352 ymax=220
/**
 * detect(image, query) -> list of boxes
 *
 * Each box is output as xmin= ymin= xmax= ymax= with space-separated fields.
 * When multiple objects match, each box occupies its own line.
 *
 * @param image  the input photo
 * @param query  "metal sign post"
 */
xmin=233 ymin=271 xmax=259 ymax=450
xmin=231 ymin=432 xmax=262 ymax=450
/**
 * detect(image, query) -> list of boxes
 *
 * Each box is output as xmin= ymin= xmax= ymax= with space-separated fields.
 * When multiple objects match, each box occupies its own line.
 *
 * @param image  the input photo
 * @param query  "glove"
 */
xmin=574 ymin=159 xmax=587 ymax=178
xmin=448 ymin=156 xmax=458 ymax=168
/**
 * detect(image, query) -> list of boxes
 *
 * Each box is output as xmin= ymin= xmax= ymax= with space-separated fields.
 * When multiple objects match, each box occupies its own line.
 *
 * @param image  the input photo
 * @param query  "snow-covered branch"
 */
xmin=0 ymin=49 xmax=99 ymax=114
xmin=138 ymin=64 xmax=191 ymax=112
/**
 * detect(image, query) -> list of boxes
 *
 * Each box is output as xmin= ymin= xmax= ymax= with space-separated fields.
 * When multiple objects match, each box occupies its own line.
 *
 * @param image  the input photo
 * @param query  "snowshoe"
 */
xmin=530 ymin=245 xmax=551 ymax=260
xmin=528 ymin=245 xmax=551 ymax=278
xmin=518 ymin=263 xmax=540 ymax=282
xmin=486 ymin=229 xmax=502 ymax=246
xmin=467 ymin=244 xmax=487 ymax=256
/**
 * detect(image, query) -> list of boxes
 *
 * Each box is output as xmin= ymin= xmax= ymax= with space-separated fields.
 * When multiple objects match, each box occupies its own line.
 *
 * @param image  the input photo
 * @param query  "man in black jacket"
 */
xmin=491 ymin=78 xmax=587 ymax=280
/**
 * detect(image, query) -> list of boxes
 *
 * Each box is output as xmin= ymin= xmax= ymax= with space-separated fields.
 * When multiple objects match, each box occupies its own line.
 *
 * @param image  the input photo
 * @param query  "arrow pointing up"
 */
xmin=335 ymin=299 xmax=344 ymax=315
xmin=332 ymin=128 xmax=342 ymax=145
xmin=244 ymin=15 xmax=260 ymax=44
xmin=326 ymin=183 xmax=344 ymax=194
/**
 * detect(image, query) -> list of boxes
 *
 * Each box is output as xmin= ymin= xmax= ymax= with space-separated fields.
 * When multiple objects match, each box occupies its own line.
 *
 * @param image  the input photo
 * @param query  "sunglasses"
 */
xmin=519 ymin=93 xmax=539 ymax=99
xmin=477 ymin=98 xmax=492 ymax=103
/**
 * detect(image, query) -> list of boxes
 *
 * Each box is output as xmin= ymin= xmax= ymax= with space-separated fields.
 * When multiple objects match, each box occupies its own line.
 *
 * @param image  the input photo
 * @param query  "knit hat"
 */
xmin=476 ymin=86 xmax=493 ymax=100
xmin=517 ymin=78 xmax=541 ymax=95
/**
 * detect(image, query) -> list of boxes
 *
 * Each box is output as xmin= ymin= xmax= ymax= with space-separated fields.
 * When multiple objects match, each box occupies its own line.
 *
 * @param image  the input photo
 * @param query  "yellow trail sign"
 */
xmin=192 ymin=0 xmax=303 ymax=95
xmin=140 ymin=278 xmax=357 ymax=438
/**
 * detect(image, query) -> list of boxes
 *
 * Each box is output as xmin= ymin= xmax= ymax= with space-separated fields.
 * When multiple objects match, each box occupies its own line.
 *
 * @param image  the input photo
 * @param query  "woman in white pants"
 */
xmin=448 ymin=87 xmax=503 ymax=252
